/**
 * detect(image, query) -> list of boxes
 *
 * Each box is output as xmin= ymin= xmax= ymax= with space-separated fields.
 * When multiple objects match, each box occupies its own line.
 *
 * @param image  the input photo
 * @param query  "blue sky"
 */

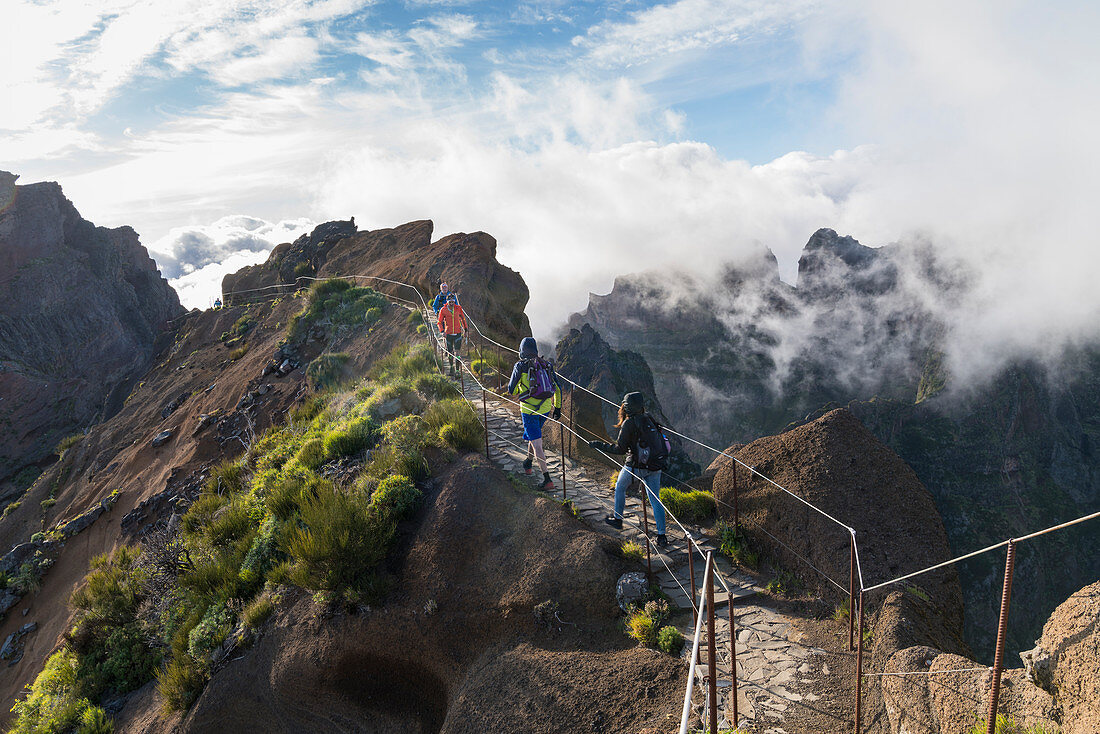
xmin=4 ymin=0 xmax=1100 ymax=372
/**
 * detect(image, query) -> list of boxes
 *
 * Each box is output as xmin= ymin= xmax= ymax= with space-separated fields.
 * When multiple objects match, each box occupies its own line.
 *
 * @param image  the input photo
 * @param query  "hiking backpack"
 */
xmin=521 ymin=357 xmax=557 ymax=401
xmin=634 ymin=415 xmax=671 ymax=471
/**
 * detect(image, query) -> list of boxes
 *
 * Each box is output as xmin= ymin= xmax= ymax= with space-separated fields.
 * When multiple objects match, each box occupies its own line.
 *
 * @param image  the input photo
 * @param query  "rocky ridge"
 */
xmin=568 ymin=228 xmax=1099 ymax=658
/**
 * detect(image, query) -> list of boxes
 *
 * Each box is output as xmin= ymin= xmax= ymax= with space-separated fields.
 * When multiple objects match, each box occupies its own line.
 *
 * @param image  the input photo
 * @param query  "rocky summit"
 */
xmin=0 ymin=172 xmax=182 ymax=505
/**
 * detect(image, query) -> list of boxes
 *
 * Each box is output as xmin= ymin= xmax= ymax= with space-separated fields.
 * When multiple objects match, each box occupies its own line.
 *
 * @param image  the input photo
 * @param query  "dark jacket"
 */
xmin=593 ymin=413 xmax=652 ymax=467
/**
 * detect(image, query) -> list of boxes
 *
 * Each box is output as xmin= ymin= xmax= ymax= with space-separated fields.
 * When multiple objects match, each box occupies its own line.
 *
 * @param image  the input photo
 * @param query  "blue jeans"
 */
xmin=613 ymin=465 xmax=666 ymax=535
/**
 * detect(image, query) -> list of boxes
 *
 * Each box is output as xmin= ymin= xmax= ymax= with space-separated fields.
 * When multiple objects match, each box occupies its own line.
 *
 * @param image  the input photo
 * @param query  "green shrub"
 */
xmin=365 ymin=306 xmax=383 ymax=324
xmin=56 ymin=433 xmax=83 ymax=458
xmin=657 ymin=626 xmax=684 ymax=655
xmin=369 ymin=343 xmax=437 ymax=382
xmin=382 ymin=414 xmax=430 ymax=452
xmin=717 ymin=520 xmax=759 ymax=567
xmin=363 ymin=444 xmax=430 ymax=482
xmin=306 ymin=353 xmax=352 ymax=390
xmin=371 ymin=475 xmax=421 ymax=520
xmin=765 ymin=570 xmax=802 ymax=598
xmin=626 ymin=611 xmax=657 ymax=647
xmin=8 ymin=650 xmax=92 ymax=734
xmin=658 ymin=487 xmax=715 ymax=522
xmin=286 ymin=280 xmax=388 ymax=341
xmin=407 ymin=310 xmax=423 ymax=325
xmin=282 ymin=486 xmax=394 ymax=596
xmin=266 ymin=472 xmax=331 ymax=521
xmin=425 ymin=398 xmax=483 ymax=450
xmin=414 ymin=372 xmax=457 ymax=401
xmin=3 ymin=500 xmax=22 ymax=518
xmin=203 ymin=495 xmax=259 ymax=548
xmin=364 ymin=380 xmax=425 ymax=420
xmin=188 ymin=604 xmax=233 ymax=662
xmin=208 ymin=460 xmax=246 ymax=494
xmin=621 ymin=540 xmax=644 ymax=563
xmin=182 ymin=493 xmax=228 ymax=538
xmin=417 ymin=324 xmax=428 ymax=334
xmin=290 ymin=395 xmax=326 ymax=425
xmin=323 ymin=417 xmax=377 ymax=459
xmin=295 ymin=438 xmax=326 ymax=470
xmin=229 ymin=345 xmax=249 ymax=361
xmin=220 ymin=313 xmax=254 ymax=342
xmin=41 ymin=497 xmax=57 ymax=509
xmin=242 ymin=593 xmax=275 ymax=629
xmin=77 ymin=705 xmax=113 ymax=734
xmin=293 ymin=261 xmax=313 ymax=278
xmin=157 ymin=656 xmax=206 ymax=713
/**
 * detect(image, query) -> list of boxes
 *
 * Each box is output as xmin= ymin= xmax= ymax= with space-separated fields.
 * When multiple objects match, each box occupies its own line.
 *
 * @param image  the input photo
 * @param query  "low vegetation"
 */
xmin=658 ymin=487 xmax=715 ymax=522
xmin=967 ymin=714 xmax=1059 ymax=734
xmin=8 ymin=340 xmax=487 ymax=728
xmin=717 ymin=520 xmax=759 ymax=568
xmin=55 ymin=433 xmax=83 ymax=458
xmin=286 ymin=278 xmax=388 ymax=341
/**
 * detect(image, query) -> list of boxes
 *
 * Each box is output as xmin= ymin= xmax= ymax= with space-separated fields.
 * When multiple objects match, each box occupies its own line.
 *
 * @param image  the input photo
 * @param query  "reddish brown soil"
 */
xmin=115 ymin=455 xmax=686 ymax=734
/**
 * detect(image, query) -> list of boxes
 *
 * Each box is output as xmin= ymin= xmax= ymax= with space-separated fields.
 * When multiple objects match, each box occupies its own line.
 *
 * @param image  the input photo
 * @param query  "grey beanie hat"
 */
xmin=622 ymin=392 xmax=645 ymax=415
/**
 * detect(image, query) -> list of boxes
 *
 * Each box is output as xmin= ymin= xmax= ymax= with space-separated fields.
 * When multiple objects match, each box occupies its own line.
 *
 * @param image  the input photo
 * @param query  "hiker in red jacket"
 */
xmin=436 ymin=293 xmax=467 ymax=375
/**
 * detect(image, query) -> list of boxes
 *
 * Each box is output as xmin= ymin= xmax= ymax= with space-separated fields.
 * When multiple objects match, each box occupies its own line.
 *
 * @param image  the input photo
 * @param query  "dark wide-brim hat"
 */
xmin=622 ymin=391 xmax=645 ymax=414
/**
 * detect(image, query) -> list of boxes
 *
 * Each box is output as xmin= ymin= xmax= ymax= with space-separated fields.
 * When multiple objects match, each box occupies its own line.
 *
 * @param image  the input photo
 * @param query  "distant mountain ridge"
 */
xmin=568 ymin=228 xmax=1100 ymax=657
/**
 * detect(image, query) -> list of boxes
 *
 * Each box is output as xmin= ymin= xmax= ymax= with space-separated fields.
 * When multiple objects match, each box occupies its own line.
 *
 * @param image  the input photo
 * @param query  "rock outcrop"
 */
xmin=0 ymin=171 xmax=182 ymax=502
xmin=1020 ymin=581 xmax=1100 ymax=732
xmin=223 ymin=220 xmax=531 ymax=344
xmin=709 ymin=408 xmax=965 ymax=649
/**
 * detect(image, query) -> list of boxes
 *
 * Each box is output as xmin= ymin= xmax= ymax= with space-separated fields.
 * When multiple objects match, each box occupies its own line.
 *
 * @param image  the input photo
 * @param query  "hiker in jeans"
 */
xmin=507 ymin=337 xmax=562 ymax=490
xmin=436 ymin=293 xmax=467 ymax=375
xmin=587 ymin=392 xmax=668 ymax=547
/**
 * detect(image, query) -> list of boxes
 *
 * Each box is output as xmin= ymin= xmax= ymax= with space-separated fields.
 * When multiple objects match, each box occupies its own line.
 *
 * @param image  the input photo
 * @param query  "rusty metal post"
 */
xmin=568 ymin=388 xmax=575 ymax=459
xmin=482 ymin=387 xmax=490 ymax=459
xmin=732 ymin=460 xmax=739 ymax=532
xmin=706 ymin=551 xmax=718 ymax=734
xmin=640 ymin=479 xmax=653 ymax=585
xmin=729 ymin=596 xmax=738 ymax=726
xmin=854 ymin=590 xmax=865 ymax=734
xmin=986 ymin=540 xmax=1017 ymax=734
xmin=849 ymin=535 xmax=857 ymax=651
xmin=559 ymin=416 xmax=566 ymax=500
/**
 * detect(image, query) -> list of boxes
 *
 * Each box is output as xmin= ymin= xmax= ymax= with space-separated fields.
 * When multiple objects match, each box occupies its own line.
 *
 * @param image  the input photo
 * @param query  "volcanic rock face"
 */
xmin=0 ymin=172 xmax=182 ymax=500
xmin=568 ymin=227 xmax=1099 ymax=658
xmin=224 ymin=219 xmax=532 ymax=344
xmin=555 ymin=323 xmax=699 ymax=478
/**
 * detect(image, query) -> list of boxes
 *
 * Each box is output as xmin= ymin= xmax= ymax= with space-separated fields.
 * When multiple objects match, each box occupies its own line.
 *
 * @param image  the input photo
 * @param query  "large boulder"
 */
xmin=709 ymin=408 xmax=967 ymax=659
xmin=1020 ymin=581 xmax=1100 ymax=733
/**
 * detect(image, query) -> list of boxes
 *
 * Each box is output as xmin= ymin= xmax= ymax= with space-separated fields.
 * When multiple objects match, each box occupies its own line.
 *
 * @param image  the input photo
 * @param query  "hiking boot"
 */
xmin=656 ymin=534 xmax=668 ymax=548
xmin=538 ymin=473 xmax=555 ymax=490
xmin=603 ymin=515 xmax=623 ymax=529
xmin=523 ymin=457 xmax=533 ymax=475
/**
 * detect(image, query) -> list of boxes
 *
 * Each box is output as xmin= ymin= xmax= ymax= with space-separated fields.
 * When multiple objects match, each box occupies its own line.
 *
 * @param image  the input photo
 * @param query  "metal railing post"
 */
xmin=732 ymin=460 xmax=739 ymax=531
xmin=482 ymin=387 xmax=490 ymax=460
xmin=640 ymin=479 xmax=653 ymax=585
xmin=854 ymin=590 xmax=865 ymax=734
xmin=986 ymin=540 xmax=1017 ymax=734
xmin=568 ymin=389 xmax=575 ymax=458
xmin=729 ymin=595 xmax=738 ymax=726
xmin=559 ymin=416 xmax=566 ymax=499
xmin=707 ymin=552 xmax=718 ymax=734
xmin=849 ymin=535 xmax=857 ymax=651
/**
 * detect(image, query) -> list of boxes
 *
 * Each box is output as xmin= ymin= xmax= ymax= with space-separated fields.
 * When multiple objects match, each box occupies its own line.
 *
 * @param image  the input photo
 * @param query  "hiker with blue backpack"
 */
xmin=507 ymin=337 xmax=562 ymax=490
xmin=431 ymin=282 xmax=450 ymax=313
xmin=587 ymin=392 xmax=671 ymax=547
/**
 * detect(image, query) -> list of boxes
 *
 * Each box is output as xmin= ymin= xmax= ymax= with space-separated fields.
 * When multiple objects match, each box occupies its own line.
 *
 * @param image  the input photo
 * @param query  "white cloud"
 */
xmin=155 ymin=215 xmax=316 ymax=309
xmin=574 ymin=0 xmax=817 ymax=67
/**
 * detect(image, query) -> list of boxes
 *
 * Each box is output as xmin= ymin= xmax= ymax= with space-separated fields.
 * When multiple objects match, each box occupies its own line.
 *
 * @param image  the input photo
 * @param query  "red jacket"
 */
xmin=437 ymin=303 xmax=467 ymax=335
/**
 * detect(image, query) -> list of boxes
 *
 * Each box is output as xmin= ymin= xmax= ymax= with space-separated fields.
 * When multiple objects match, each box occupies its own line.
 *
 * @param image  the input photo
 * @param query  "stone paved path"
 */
xmin=429 ymin=322 xmax=832 ymax=731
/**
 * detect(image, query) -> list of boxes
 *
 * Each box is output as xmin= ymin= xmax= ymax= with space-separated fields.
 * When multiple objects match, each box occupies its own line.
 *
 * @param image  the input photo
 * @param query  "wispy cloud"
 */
xmin=573 ymin=0 xmax=817 ymax=67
